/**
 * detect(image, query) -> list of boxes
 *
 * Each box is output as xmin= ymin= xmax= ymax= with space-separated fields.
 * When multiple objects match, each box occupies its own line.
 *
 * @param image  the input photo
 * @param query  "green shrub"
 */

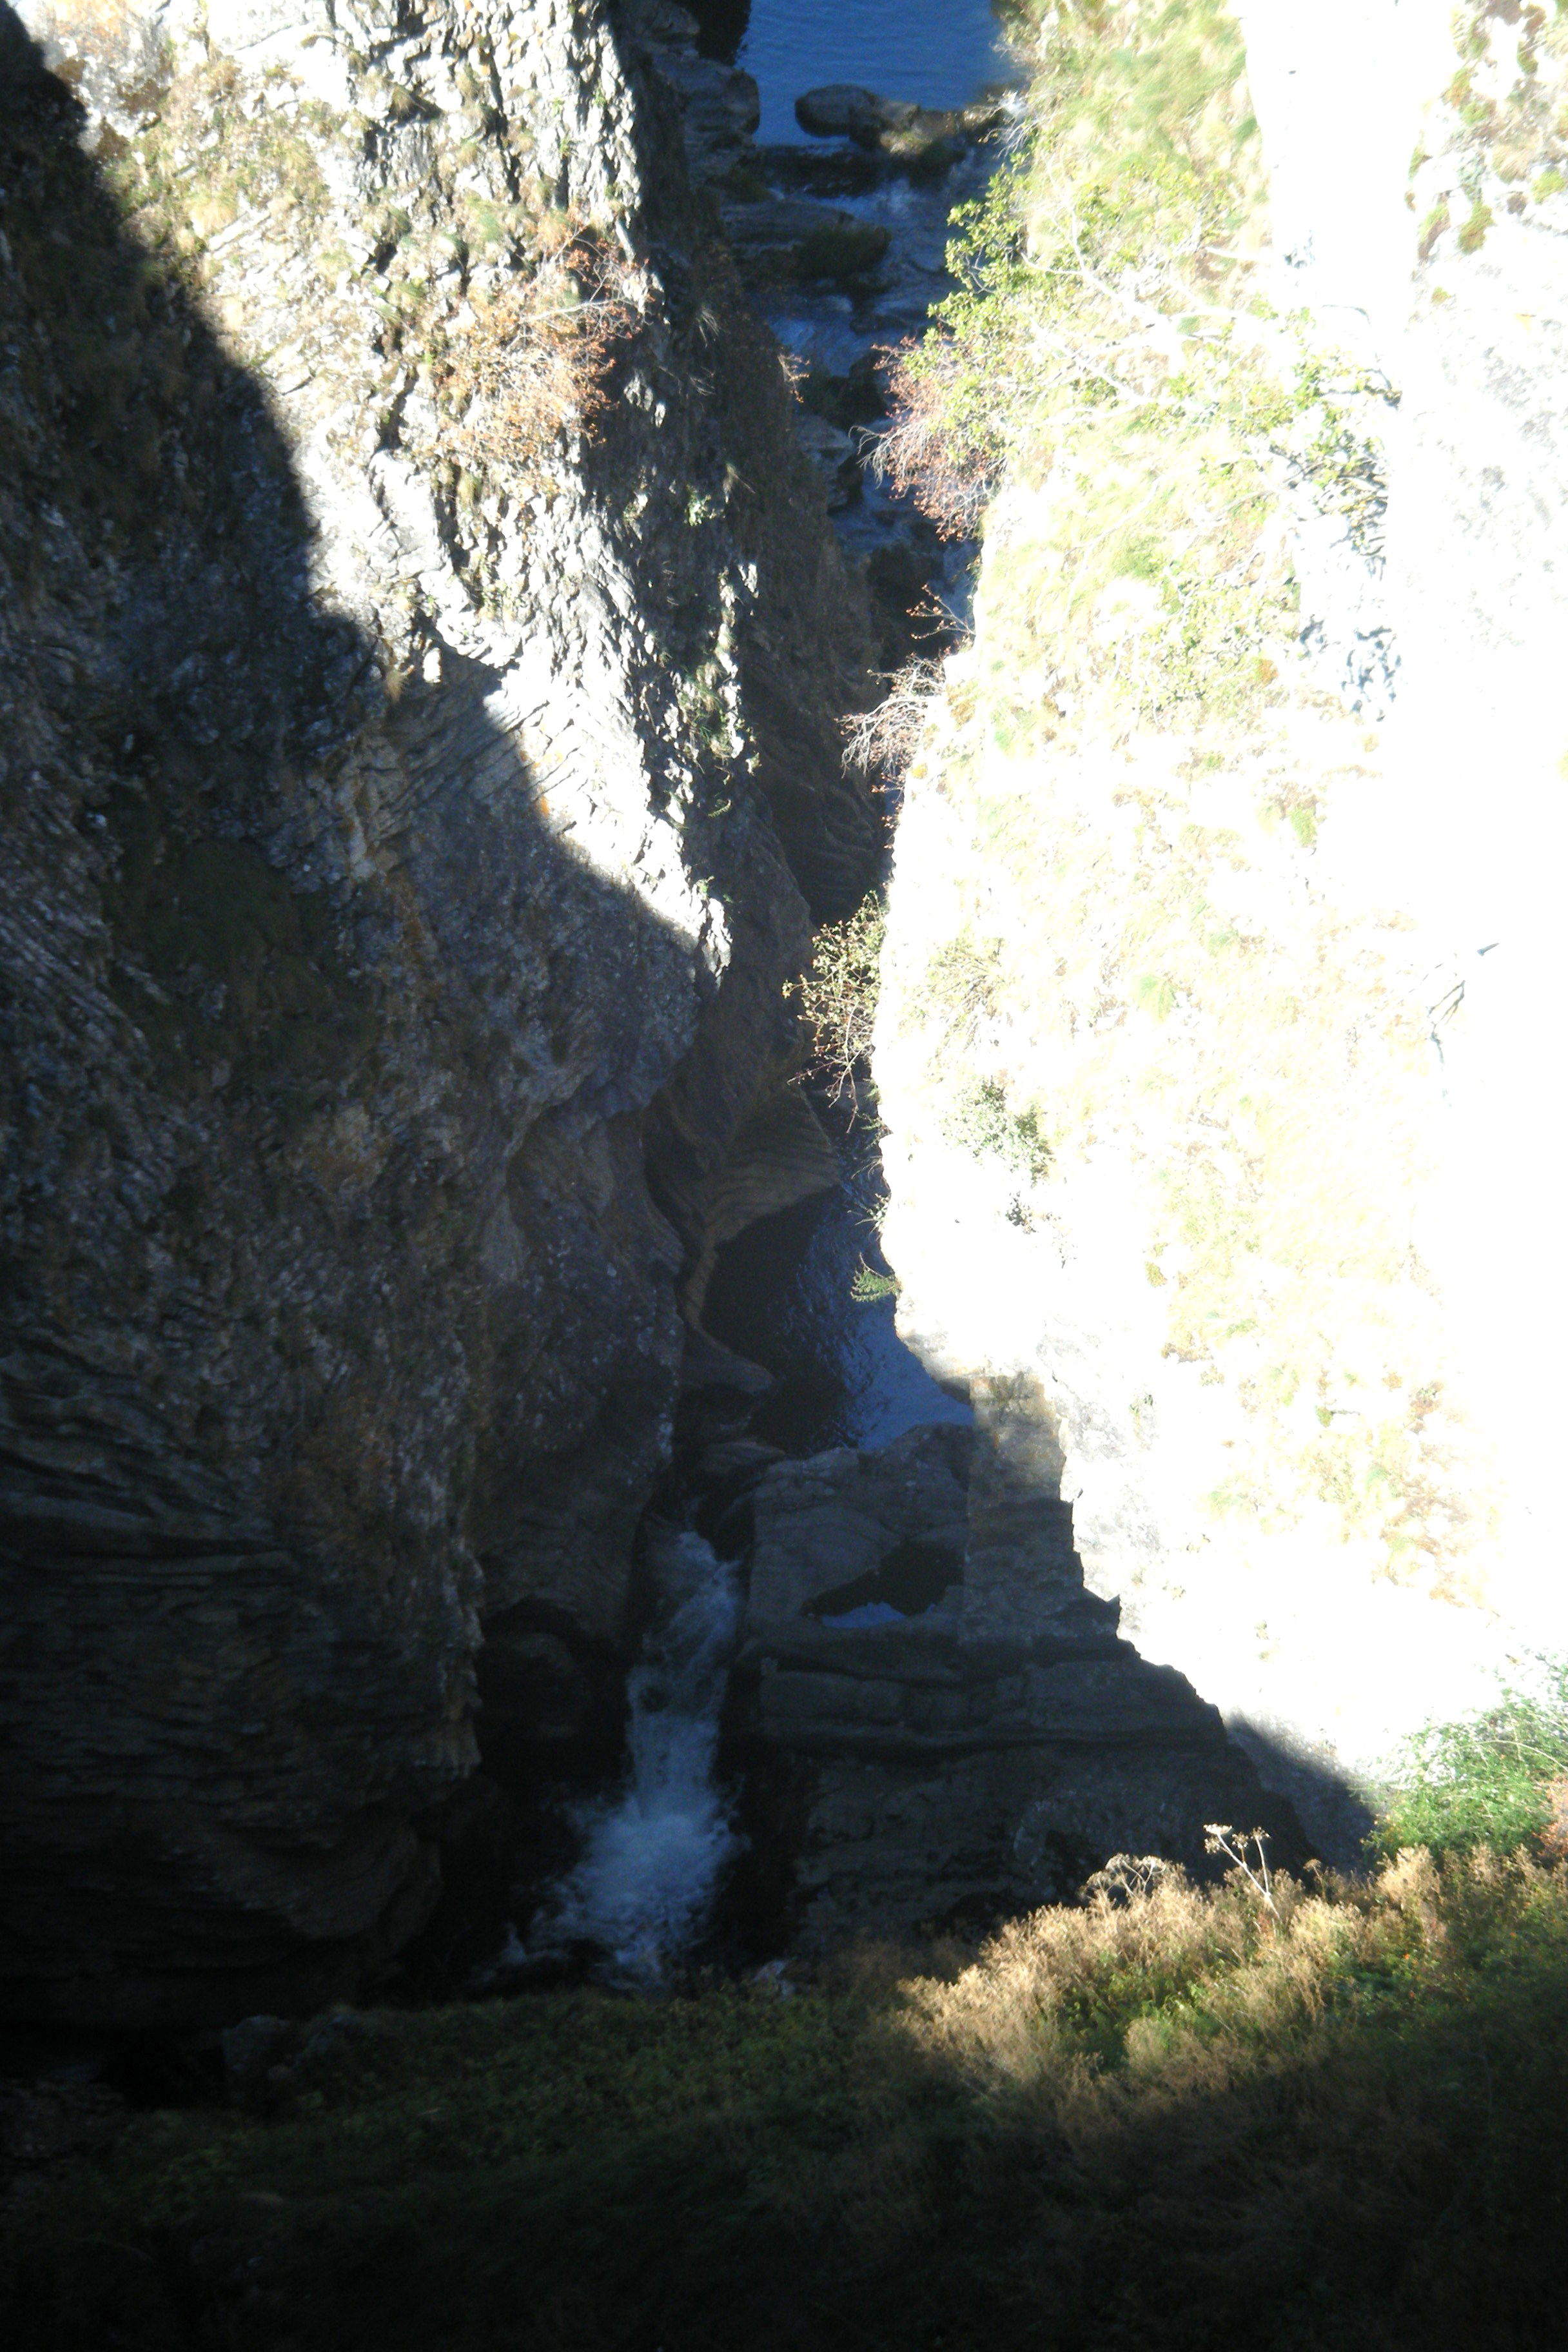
xmin=1377 ymin=1660 xmax=1568 ymax=1861
xmin=796 ymin=894 xmax=885 ymax=1106
xmin=940 ymin=1075 xmax=1052 ymax=1181
xmin=850 ymin=1259 xmax=900 ymax=1302
xmin=876 ymin=0 xmax=1391 ymax=725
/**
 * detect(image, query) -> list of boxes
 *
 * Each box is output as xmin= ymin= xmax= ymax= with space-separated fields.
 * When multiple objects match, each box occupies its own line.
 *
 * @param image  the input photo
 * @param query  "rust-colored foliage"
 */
xmin=435 ymin=231 xmax=643 ymax=476
xmin=875 ymin=336 xmax=1001 ymax=538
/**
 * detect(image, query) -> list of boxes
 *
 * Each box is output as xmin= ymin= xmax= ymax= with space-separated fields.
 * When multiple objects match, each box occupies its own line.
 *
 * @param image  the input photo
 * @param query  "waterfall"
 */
xmin=524 ymin=1528 xmax=743 ymax=1985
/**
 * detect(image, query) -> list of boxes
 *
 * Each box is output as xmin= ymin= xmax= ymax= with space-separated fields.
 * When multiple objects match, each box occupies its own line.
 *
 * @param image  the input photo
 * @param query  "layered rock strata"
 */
xmin=0 ymin=0 xmax=873 ymax=2022
xmin=727 ymin=1387 xmax=1300 ymax=1948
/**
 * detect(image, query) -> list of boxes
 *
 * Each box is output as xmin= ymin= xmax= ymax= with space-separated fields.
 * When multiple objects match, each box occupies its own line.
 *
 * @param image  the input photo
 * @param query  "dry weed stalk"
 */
xmin=841 ymin=658 xmax=943 ymax=778
xmin=778 ymin=346 xmax=810 ymax=404
xmin=873 ymin=338 xmax=1000 ymax=537
xmin=1204 ymin=1823 xmax=1279 ymax=1919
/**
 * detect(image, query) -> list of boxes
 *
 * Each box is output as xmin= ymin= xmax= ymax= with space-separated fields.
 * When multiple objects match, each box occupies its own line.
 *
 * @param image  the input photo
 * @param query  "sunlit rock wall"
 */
xmin=874 ymin=0 xmax=1568 ymax=1855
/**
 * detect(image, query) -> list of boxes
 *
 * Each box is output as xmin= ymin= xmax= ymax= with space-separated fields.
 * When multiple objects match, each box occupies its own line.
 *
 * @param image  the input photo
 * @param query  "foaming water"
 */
xmin=525 ymin=1529 xmax=742 ymax=1986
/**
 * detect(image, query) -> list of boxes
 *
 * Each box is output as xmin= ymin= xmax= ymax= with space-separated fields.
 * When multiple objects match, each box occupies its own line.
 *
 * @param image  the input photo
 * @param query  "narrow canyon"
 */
xmin=3 ymin=0 xmax=1564 ymax=2049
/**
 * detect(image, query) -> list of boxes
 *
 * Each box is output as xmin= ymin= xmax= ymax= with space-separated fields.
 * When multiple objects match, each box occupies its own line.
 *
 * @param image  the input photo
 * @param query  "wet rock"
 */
xmin=678 ymin=1081 xmax=841 ymax=1324
xmin=651 ymin=46 xmax=761 ymax=180
xmin=690 ymin=1438 xmax=787 ymax=1538
xmin=794 ymin=411 xmax=861 ymax=511
xmin=796 ymin=84 xmax=923 ymax=142
xmin=695 ymin=1438 xmax=787 ymax=1484
xmin=720 ymin=193 xmax=890 ymax=284
xmin=754 ymin=143 xmax=887 ymax=199
xmin=795 ymin=84 xmax=1006 ymax=171
xmin=680 ymin=1328 xmax=776 ymax=1398
xmin=801 ymin=354 xmax=887 ymax=432
xmin=791 ymin=218 xmax=891 ymax=282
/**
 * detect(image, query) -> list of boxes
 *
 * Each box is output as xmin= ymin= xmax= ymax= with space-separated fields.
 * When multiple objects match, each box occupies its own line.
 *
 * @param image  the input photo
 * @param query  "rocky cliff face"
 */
xmin=725 ymin=1393 xmax=1300 ymax=1950
xmin=0 ymin=0 xmax=874 ymax=2023
xmin=872 ymin=0 xmax=1568 ymax=1857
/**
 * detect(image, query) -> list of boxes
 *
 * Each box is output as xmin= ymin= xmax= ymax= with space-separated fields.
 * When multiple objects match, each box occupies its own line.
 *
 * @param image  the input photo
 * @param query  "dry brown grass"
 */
xmin=432 ymin=232 xmax=643 ymax=478
xmin=895 ymin=1845 xmax=1547 ymax=2119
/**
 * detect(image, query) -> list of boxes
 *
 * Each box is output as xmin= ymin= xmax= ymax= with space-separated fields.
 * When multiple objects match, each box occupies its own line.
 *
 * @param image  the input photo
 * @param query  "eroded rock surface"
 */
xmin=0 ymin=0 xmax=873 ymax=2023
xmin=729 ymin=1387 xmax=1301 ymax=1948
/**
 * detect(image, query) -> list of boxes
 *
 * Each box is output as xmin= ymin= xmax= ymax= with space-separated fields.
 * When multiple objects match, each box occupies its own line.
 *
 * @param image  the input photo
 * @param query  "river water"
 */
xmin=520 ymin=1529 xmax=743 ymax=1986
xmin=701 ymin=0 xmax=1014 ymax=146
xmin=504 ymin=1 xmax=1010 ymax=1984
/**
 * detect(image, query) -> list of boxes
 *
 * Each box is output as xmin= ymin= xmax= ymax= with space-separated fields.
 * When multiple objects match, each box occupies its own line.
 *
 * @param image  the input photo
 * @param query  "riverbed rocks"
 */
xmin=792 ymin=413 xmax=862 ymax=509
xmin=716 ymin=192 xmax=891 ymax=286
xmin=0 ymin=0 xmax=876 ymax=2023
xmin=729 ymin=1394 xmax=1304 ymax=1948
xmin=794 ymin=84 xmax=1006 ymax=172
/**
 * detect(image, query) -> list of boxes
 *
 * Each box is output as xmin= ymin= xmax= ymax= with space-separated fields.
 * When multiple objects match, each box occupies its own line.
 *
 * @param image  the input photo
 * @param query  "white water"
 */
xmin=525 ymin=1529 xmax=743 ymax=1986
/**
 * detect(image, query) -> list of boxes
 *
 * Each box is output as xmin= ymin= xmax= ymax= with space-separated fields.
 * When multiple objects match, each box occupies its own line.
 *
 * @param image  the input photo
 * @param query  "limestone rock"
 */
xmin=730 ymin=1402 xmax=1302 ymax=1947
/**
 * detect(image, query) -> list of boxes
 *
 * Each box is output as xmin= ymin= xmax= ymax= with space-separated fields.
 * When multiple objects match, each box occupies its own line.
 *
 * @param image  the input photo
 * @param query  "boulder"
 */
xmin=729 ymin=1395 xmax=1306 ymax=1948
xmin=794 ymin=84 xmax=1007 ymax=171
xmin=720 ymin=194 xmax=890 ymax=284
xmin=793 ymin=411 xmax=861 ymax=511
xmin=795 ymin=85 xmax=922 ymax=142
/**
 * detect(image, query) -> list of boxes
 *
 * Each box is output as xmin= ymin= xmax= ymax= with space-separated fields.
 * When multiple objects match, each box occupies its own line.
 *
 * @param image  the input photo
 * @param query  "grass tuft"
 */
xmin=9 ymin=1825 xmax=1568 ymax=2348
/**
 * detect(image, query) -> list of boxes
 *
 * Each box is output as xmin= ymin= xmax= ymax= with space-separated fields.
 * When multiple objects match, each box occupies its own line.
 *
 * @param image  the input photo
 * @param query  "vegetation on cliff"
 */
xmin=873 ymin=0 xmax=1494 ymax=1609
xmin=881 ymin=0 xmax=1313 ymax=717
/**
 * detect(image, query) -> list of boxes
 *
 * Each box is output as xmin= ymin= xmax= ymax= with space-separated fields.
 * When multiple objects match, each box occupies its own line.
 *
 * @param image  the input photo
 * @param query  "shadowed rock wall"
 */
xmin=725 ymin=1384 xmax=1306 ymax=1949
xmin=0 ymin=0 xmax=872 ymax=2023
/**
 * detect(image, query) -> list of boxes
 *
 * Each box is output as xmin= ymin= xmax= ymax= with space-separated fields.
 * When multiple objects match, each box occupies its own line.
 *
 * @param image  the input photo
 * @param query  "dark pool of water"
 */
xmin=698 ymin=0 xmax=1015 ymax=147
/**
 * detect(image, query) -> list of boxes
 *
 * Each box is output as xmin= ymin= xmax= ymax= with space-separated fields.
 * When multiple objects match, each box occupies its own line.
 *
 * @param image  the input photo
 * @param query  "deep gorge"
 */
xmin=4 ymin=2 xmax=1568 ymax=2342
xmin=1 ymin=0 xmax=1299 ymax=2028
